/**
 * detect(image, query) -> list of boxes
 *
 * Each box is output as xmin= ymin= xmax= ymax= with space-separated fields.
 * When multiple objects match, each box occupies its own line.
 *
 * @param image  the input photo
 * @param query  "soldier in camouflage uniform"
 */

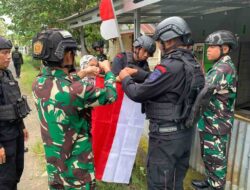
xmin=31 ymin=29 xmax=117 ymax=190
xmin=192 ymin=30 xmax=238 ymax=190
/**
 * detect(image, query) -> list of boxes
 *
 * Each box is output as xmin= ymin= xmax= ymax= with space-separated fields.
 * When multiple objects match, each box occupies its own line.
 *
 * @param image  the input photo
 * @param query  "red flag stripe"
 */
xmin=99 ymin=0 xmax=115 ymax=21
xmin=92 ymin=76 xmax=124 ymax=179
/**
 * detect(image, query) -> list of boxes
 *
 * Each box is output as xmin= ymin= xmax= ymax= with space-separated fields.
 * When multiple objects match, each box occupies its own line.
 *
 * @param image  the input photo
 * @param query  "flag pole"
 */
xmin=110 ymin=0 xmax=124 ymax=52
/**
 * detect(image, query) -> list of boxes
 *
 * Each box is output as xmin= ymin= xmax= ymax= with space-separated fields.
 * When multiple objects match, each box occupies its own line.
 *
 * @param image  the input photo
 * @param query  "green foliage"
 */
xmin=0 ymin=0 xmax=98 ymax=45
xmin=0 ymin=18 xmax=8 ymax=36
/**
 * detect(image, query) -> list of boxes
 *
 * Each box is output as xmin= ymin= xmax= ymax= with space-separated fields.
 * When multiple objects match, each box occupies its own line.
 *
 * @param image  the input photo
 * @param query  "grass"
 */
xmin=20 ymin=55 xmax=41 ymax=94
xmin=31 ymin=139 xmax=47 ymax=173
xmin=20 ymin=55 xmax=204 ymax=189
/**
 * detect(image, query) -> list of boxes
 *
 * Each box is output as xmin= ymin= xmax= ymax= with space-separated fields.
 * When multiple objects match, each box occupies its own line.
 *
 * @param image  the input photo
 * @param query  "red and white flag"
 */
xmin=99 ymin=0 xmax=120 ymax=40
xmin=92 ymin=76 xmax=145 ymax=183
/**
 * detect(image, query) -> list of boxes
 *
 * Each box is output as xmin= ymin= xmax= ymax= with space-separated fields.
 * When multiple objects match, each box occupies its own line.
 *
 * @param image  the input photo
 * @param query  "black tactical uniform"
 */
xmin=12 ymin=46 xmax=23 ymax=78
xmin=111 ymin=51 xmax=149 ymax=76
xmin=112 ymin=35 xmax=156 ymax=83
xmin=121 ymin=17 xmax=205 ymax=190
xmin=0 ymin=36 xmax=30 ymax=190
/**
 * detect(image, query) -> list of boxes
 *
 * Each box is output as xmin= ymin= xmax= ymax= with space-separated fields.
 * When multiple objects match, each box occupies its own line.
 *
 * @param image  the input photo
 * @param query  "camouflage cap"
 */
xmin=205 ymin=30 xmax=238 ymax=50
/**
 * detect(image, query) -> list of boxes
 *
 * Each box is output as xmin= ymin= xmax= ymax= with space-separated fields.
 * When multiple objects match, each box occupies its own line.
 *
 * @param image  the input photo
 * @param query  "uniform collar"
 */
xmin=163 ymin=48 xmax=193 ymax=59
xmin=41 ymin=66 xmax=70 ymax=80
xmin=214 ymin=55 xmax=235 ymax=69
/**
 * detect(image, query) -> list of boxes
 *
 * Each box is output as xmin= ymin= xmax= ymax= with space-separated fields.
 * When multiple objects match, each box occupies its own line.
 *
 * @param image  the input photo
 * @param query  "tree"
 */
xmin=0 ymin=18 xmax=8 ymax=36
xmin=0 ymin=0 xmax=99 ymax=46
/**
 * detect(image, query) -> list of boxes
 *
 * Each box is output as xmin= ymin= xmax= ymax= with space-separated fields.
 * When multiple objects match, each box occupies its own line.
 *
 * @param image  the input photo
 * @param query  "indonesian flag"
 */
xmin=99 ymin=0 xmax=120 ymax=40
xmin=92 ymin=76 xmax=145 ymax=183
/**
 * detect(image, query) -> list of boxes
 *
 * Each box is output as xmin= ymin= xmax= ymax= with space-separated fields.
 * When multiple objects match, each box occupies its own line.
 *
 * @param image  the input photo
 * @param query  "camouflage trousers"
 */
xmin=43 ymin=136 xmax=96 ymax=190
xmin=199 ymin=132 xmax=228 ymax=189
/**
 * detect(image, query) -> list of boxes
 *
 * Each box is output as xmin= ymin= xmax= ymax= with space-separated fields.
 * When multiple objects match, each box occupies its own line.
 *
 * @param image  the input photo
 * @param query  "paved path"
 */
xmin=8 ymin=62 xmax=48 ymax=190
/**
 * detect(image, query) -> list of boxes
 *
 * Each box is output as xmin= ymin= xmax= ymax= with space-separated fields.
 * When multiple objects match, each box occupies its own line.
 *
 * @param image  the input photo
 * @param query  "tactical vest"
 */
xmin=123 ymin=51 xmax=149 ymax=72
xmin=0 ymin=70 xmax=31 ymax=121
xmin=145 ymin=50 xmax=205 ymax=127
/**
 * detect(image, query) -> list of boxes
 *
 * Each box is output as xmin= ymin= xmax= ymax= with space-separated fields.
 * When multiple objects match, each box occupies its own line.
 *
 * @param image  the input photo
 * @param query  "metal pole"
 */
xmin=80 ymin=27 xmax=87 ymax=56
xmin=111 ymin=0 xmax=124 ymax=52
xmin=134 ymin=8 xmax=141 ymax=40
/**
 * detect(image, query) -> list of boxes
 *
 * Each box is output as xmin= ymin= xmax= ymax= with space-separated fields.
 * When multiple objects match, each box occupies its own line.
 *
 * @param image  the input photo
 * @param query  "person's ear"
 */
xmin=63 ymin=51 xmax=72 ymax=63
xmin=222 ymin=45 xmax=230 ymax=54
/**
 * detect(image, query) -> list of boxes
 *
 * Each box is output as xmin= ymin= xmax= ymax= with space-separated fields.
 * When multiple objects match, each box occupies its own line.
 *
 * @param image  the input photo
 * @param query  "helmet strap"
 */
xmin=220 ymin=46 xmax=227 ymax=58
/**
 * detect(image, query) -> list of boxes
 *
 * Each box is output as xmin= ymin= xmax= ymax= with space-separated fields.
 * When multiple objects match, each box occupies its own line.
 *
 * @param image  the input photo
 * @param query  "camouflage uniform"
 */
xmin=32 ymin=66 xmax=117 ymax=190
xmin=198 ymin=55 xmax=237 ymax=189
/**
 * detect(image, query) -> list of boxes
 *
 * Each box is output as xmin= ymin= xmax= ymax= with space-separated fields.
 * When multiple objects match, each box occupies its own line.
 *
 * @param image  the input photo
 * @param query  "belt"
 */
xmin=149 ymin=122 xmax=185 ymax=134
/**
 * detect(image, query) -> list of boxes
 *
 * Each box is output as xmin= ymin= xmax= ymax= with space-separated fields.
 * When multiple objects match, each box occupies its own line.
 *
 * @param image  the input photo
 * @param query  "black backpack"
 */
xmin=12 ymin=51 xmax=20 ymax=60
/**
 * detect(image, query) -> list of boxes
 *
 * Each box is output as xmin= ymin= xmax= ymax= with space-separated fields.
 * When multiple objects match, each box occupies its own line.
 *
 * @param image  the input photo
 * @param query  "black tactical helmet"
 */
xmin=186 ymin=37 xmax=194 ymax=46
xmin=32 ymin=29 xmax=78 ymax=64
xmin=15 ymin=45 xmax=19 ymax=49
xmin=0 ymin=36 xmax=13 ymax=50
xmin=133 ymin=35 xmax=156 ymax=56
xmin=205 ymin=30 xmax=238 ymax=50
xmin=92 ymin=40 xmax=104 ymax=50
xmin=153 ymin=16 xmax=191 ymax=43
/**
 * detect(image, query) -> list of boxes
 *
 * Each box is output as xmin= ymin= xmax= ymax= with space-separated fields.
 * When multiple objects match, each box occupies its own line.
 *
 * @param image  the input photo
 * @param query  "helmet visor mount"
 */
xmin=153 ymin=24 xmax=186 ymax=41
xmin=54 ymin=39 xmax=78 ymax=60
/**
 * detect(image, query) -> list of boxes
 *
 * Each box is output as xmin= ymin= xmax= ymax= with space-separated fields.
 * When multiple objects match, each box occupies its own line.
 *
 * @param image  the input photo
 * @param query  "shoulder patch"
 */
xmin=155 ymin=65 xmax=167 ymax=73
xmin=147 ymin=69 xmax=162 ymax=82
xmin=116 ymin=53 xmax=124 ymax=59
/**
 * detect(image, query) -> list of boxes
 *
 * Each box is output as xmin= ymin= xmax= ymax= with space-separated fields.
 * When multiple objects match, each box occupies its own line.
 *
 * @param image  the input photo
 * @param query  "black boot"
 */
xmin=192 ymin=179 xmax=210 ymax=189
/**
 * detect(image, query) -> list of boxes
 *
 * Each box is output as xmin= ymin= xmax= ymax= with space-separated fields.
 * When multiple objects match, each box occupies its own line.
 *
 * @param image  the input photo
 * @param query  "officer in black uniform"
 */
xmin=92 ymin=40 xmax=107 ymax=61
xmin=119 ymin=17 xmax=205 ymax=190
xmin=12 ymin=46 xmax=24 ymax=78
xmin=112 ymin=35 xmax=155 ymax=82
xmin=0 ymin=36 xmax=30 ymax=190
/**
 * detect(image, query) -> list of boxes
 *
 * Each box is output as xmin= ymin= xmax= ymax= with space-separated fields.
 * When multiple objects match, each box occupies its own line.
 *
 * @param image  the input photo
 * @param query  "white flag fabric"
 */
xmin=102 ymin=94 xmax=145 ymax=183
xmin=99 ymin=0 xmax=120 ymax=40
xmin=100 ymin=19 xmax=120 ymax=40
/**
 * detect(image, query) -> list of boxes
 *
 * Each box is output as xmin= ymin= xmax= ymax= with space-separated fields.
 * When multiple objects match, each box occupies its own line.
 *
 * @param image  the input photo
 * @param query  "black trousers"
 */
xmin=14 ymin=62 xmax=21 ymax=78
xmin=147 ymin=128 xmax=193 ymax=190
xmin=0 ymin=134 xmax=24 ymax=190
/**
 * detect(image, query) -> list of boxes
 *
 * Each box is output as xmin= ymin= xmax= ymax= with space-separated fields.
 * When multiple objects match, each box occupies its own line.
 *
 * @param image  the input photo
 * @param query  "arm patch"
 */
xmin=116 ymin=53 xmax=124 ymax=59
xmin=155 ymin=65 xmax=167 ymax=73
xmin=147 ymin=69 xmax=162 ymax=82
